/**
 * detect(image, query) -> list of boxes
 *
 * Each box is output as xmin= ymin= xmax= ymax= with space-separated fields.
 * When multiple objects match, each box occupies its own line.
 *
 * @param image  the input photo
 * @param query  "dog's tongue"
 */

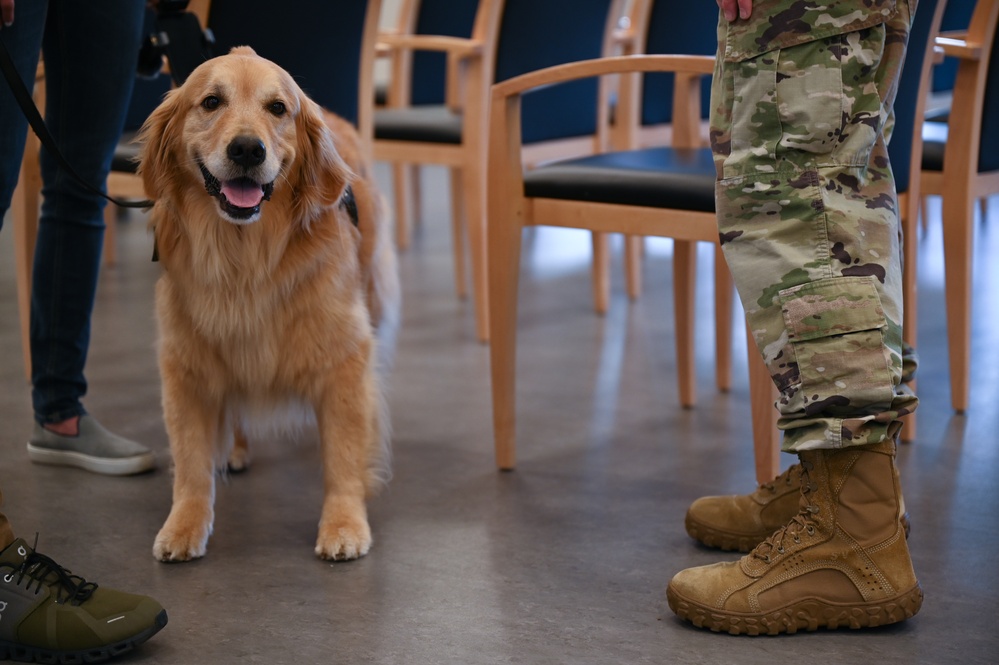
xmin=222 ymin=179 xmax=265 ymax=208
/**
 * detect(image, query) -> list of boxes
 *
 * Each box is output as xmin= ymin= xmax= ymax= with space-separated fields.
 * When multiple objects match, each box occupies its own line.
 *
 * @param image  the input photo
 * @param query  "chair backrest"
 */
xmin=635 ymin=0 xmax=717 ymax=127
xmin=207 ymin=0 xmax=381 ymax=133
xmin=408 ymin=0 xmax=480 ymax=105
xmin=487 ymin=0 xmax=618 ymax=144
xmin=888 ymin=0 xmax=948 ymax=195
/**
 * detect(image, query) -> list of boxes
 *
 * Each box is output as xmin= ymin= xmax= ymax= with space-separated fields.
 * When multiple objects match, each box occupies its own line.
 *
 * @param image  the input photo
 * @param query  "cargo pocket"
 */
xmin=720 ymin=0 xmax=896 ymax=177
xmin=779 ymin=276 xmax=895 ymax=418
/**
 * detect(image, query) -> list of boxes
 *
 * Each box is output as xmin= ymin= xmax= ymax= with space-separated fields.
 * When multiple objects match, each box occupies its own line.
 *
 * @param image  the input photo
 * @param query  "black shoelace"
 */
xmin=2 ymin=539 xmax=98 ymax=606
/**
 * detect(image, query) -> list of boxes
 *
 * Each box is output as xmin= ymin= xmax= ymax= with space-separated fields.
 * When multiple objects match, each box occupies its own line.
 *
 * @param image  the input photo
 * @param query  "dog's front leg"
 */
xmin=154 ymin=366 xmax=220 ymax=562
xmin=314 ymin=342 xmax=377 ymax=561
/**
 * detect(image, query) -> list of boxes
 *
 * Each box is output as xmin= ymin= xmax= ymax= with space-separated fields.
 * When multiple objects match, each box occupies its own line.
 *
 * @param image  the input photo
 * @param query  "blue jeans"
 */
xmin=0 ymin=1 xmax=144 ymax=425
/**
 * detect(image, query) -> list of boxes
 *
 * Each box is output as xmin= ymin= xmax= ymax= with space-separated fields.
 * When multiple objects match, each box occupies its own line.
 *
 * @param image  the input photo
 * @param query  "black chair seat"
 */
xmin=374 ymin=105 xmax=463 ymax=144
xmin=524 ymin=147 xmax=716 ymax=212
xmin=111 ymin=131 xmax=141 ymax=174
xmin=921 ymin=120 xmax=947 ymax=172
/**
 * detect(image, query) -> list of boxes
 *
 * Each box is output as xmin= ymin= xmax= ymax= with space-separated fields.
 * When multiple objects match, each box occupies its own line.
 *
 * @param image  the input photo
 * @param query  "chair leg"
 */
xmin=449 ymin=167 xmax=468 ymax=299
xmin=488 ymin=210 xmax=523 ymax=471
xmin=746 ymin=321 xmax=780 ymax=484
xmin=624 ymin=234 xmax=643 ymax=301
xmin=941 ymin=190 xmax=974 ymax=413
xmin=591 ymin=232 xmax=610 ymax=315
xmin=13 ymin=146 xmax=41 ymax=381
xmin=673 ymin=240 xmax=697 ymax=408
xmin=410 ymin=164 xmax=423 ymax=229
xmin=463 ymin=160 xmax=490 ymax=343
xmin=393 ymin=162 xmax=412 ymax=251
xmin=102 ymin=203 xmax=117 ymax=266
xmin=713 ymin=245 xmax=733 ymax=393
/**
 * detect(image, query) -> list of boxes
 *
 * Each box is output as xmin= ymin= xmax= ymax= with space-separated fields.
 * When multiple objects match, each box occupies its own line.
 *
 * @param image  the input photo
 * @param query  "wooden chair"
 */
xmin=918 ymin=0 xmax=999 ymax=412
xmin=486 ymin=54 xmax=781 ymax=483
xmin=377 ymin=0 xmax=479 ymax=262
xmin=374 ymin=0 xmax=622 ymax=342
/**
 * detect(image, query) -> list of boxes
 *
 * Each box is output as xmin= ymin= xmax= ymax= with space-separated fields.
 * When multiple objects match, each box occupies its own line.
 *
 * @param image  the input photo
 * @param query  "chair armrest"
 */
xmin=935 ymin=31 xmax=984 ymax=60
xmin=491 ymin=54 xmax=714 ymax=101
xmin=377 ymin=34 xmax=484 ymax=60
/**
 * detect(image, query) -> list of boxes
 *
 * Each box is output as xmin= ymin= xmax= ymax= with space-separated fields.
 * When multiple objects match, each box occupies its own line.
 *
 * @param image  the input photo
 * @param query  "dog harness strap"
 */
xmin=0 ymin=39 xmax=154 ymax=211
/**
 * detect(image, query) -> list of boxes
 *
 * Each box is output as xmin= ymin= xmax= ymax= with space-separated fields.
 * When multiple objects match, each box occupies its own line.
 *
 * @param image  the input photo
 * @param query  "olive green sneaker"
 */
xmin=0 ymin=538 xmax=167 ymax=663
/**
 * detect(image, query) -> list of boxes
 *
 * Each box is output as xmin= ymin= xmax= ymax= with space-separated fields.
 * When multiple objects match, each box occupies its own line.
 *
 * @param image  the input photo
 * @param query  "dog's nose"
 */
xmin=227 ymin=136 xmax=266 ymax=168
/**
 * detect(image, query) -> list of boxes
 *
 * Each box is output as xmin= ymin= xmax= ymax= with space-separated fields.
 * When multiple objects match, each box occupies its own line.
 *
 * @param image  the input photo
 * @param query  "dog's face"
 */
xmin=140 ymin=46 xmax=350 ymax=226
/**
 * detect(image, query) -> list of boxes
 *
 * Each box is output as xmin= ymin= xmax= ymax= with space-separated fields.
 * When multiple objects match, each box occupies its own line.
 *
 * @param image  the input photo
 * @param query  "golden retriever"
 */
xmin=138 ymin=47 xmax=398 ymax=562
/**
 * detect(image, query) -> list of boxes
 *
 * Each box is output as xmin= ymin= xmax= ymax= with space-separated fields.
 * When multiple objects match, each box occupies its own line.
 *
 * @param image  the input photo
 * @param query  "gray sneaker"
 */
xmin=27 ymin=415 xmax=156 ymax=476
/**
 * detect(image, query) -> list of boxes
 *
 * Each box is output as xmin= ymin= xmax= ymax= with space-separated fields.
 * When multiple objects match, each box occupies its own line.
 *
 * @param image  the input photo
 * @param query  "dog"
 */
xmin=138 ymin=47 xmax=399 ymax=562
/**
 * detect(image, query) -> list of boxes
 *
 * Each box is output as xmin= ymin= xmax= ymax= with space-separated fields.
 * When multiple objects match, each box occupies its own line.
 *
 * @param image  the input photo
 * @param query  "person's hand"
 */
xmin=717 ymin=0 xmax=752 ymax=21
xmin=1 ymin=0 xmax=14 ymax=27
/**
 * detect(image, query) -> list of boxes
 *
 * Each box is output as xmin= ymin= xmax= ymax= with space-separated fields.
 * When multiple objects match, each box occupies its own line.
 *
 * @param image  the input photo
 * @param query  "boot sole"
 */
xmin=0 ymin=608 xmax=167 ymax=663
xmin=26 ymin=443 xmax=156 ymax=476
xmin=666 ymin=583 xmax=923 ymax=635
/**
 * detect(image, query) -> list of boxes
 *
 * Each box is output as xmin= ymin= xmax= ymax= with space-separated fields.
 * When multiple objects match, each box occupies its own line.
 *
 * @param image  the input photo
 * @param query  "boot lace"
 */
xmin=758 ymin=463 xmax=798 ymax=495
xmin=752 ymin=460 xmax=819 ymax=563
xmin=0 ymin=537 xmax=98 ymax=606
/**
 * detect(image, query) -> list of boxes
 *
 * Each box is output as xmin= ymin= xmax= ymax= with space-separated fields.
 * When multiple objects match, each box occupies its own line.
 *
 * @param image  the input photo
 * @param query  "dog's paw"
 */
xmin=153 ymin=507 xmax=213 ymax=562
xmin=226 ymin=446 xmax=250 ymax=473
xmin=228 ymin=430 xmax=251 ymax=473
xmin=315 ymin=516 xmax=372 ymax=561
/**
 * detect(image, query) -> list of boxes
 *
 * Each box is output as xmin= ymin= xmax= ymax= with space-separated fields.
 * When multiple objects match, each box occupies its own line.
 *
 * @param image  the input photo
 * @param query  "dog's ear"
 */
xmin=137 ymin=88 xmax=187 ymax=261
xmin=137 ymin=87 xmax=185 ymax=201
xmin=292 ymin=93 xmax=353 ymax=219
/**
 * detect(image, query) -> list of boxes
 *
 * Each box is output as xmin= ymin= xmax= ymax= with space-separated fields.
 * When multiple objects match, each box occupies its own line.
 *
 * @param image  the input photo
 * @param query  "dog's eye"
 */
xmin=202 ymin=95 xmax=220 ymax=111
xmin=268 ymin=101 xmax=286 ymax=116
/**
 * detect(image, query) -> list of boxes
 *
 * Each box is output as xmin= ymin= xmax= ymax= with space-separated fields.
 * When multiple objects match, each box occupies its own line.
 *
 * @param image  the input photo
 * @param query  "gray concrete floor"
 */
xmin=1 ymin=166 xmax=997 ymax=664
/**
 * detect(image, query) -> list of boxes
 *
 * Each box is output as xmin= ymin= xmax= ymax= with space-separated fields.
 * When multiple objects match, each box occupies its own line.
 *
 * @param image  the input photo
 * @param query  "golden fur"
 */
xmin=139 ymin=47 xmax=398 ymax=562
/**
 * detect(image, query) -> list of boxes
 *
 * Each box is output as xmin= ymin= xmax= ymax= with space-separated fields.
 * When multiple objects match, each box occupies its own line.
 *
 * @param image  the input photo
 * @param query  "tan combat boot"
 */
xmin=685 ymin=464 xmax=804 ymax=552
xmin=666 ymin=439 xmax=922 ymax=635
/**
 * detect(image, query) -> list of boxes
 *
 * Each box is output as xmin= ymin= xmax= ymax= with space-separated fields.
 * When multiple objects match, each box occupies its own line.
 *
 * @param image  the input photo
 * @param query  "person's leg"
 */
xmin=25 ymin=0 xmax=155 ymax=474
xmin=667 ymin=0 xmax=921 ymax=633
xmin=29 ymin=0 xmax=143 ymax=423
xmin=684 ymin=342 xmax=917 ymax=552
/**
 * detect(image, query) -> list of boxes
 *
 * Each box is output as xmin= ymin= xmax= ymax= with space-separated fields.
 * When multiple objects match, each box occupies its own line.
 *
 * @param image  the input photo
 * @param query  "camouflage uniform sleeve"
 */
xmin=710 ymin=0 xmax=918 ymax=451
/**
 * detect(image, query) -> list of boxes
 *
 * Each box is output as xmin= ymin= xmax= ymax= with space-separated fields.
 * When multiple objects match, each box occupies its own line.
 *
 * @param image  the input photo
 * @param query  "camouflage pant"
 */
xmin=710 ymin=0 xmax=919 ymax=451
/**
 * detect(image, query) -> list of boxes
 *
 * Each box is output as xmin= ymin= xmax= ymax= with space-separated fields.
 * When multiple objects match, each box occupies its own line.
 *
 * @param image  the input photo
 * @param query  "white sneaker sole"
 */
xmin=26 ymin=443 xmax=156 ymax=476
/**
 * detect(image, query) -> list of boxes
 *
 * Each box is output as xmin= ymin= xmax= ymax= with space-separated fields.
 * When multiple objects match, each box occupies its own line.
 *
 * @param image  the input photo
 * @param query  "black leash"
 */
xmin=0 ymin=38 xmax=154 ymax=210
